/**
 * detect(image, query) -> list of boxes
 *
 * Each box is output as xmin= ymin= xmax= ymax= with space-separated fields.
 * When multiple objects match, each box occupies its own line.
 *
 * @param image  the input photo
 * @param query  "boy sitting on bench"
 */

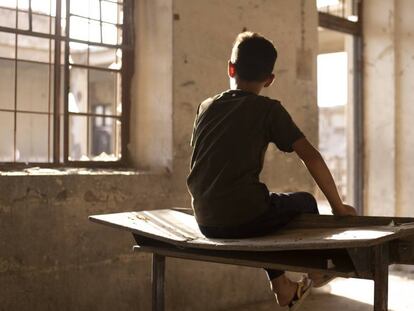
xmin=187 ymin=31 xmax=356 ymax=310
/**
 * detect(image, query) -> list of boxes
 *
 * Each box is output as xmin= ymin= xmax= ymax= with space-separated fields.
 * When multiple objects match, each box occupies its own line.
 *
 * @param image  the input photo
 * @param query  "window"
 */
xmin=317 ymin=0 xmax=363 ymax=213
xmin=0 ymin=0 xmax=133 ymax=167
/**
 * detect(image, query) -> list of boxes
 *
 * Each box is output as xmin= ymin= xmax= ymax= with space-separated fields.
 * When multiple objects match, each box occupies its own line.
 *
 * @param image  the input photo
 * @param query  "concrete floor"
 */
xmin=226 ymin=268 xmax=414 ymax=311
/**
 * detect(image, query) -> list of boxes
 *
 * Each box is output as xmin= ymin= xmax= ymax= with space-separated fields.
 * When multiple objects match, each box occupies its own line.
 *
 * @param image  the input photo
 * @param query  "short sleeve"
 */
xmin=190 ymin=97 xmax=215 ymax=147
xmin=190 ymin=104 xmax=201 ymax=147
xmin=268 ymin=101 xmax=305 ymax=152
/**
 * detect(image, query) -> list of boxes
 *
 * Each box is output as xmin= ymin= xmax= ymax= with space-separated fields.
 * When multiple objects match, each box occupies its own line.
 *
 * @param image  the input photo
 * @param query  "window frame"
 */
xmin=0 ymin=0 xmax=134 ymax=170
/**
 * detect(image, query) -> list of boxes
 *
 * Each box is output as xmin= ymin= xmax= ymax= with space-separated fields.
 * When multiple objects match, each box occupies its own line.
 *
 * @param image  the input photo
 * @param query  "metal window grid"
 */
xmin=0 ymin=0 xmax=133 ymax=169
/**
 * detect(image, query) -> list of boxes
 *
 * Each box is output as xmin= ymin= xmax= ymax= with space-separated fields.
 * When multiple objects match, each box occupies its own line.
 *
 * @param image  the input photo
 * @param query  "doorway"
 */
xmin=316 ymin=0 xmax=363 ymax=214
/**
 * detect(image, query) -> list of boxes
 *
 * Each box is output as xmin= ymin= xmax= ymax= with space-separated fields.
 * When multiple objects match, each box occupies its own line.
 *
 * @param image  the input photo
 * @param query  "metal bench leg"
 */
xmin=152 ymin=253 xmax=165 ymax=311
xmin=373 ymin=244 xmax=389 ymax=311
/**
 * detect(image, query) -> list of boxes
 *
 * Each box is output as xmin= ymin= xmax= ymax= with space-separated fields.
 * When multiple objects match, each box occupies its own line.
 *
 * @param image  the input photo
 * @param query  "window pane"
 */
xmin=0 ymin=7 xmax=16 ymax=28
xmin=89 ymin=69 xmax=117 ymax=115
xmin=70 ymin=42 xmax=88 ymax=65
xmin=89 ymin=46 xmax=120 ymax=69
xmin=17 ymin=61 xmax=51 ymax=112
xmin=0 ymin=59 xmax=15 ymax=110
xmin=33 ymin=13 xmax=51 ymax=34
xmin=18 ymin=35 xmax=52 ymax=63
xmin=0 ymin=112 xmax=14 ymax=162
xmin=89 ymin=20 xmax=101 ymax=43
xmin=17 ymin=0 xmax=28 ymax=10
xmin=0 ymin=0 xmax=17 ymax=9
xmin=101 ymin=1 xmax=119 ymax=24
xmin=0 ymin=32 xmax=16 ymax=59
xmin=48 ymin=113 xmax=62 ymax=162
xmin=69 ymin=16 xmax=89 ymax=41
xmin=17 ymin=11 xmax=29 ymax=30
xmin=16 ymin=112 xmax=49 ymax=163
xmin=69 ymin=67 xmax=88 ymax=113
xmin=70 ymin=0 xmax=88 ymax=17
xmin=89 ymin=0 xmax=100 ymax=20
xmin=69 ymin=114 xmax=121 ymax=161
xmin=116 ymin=72 xmax=122 ymax=114
xmin=69 ymin=114 xmax=87 ymax=161
xmin=48 ymin=64 xmax=64 ymax=114
xmin=102 ymin=23 xmax=119 ymax=45
xmin=31 ymin=0 xmax=52 ymax=15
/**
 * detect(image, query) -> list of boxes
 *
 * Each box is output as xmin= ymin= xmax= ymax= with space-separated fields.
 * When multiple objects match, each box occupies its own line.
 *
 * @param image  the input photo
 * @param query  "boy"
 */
xmin=187 ymin=32 xmax=356 ymax=309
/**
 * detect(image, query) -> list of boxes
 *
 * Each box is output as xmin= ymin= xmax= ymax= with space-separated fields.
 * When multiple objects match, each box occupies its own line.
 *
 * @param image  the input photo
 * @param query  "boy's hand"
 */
xmin=332 ymin=204 xmax=357 ymax=216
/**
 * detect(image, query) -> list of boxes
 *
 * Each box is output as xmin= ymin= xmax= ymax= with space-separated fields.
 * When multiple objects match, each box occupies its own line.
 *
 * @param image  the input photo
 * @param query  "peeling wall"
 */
xmin=0 ymin=1 xmax=318 ymax=310
xmin=363 ymin=0 xmax=414 ymax=217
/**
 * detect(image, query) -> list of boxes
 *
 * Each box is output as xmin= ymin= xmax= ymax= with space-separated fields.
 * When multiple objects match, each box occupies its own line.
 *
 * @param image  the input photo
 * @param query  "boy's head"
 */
xmin=229 ymin=32 xmax=277 ymax=83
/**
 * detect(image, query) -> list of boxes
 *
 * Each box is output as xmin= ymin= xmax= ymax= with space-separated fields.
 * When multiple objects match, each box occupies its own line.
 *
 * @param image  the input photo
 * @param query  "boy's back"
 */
xmin=187 ymin=31 xmax=355 ymax=308
xmin=187 ymin=89 xmax=304 ymax=227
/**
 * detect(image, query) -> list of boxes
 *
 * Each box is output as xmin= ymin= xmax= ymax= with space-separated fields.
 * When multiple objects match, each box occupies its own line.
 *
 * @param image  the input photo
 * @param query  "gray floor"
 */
xmin=226 ymin=268 xmax=414 ymax=311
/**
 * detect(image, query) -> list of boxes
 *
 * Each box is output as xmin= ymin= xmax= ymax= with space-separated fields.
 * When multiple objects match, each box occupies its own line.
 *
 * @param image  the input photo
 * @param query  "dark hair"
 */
xmin=230 ymin=32 xmax=277 ymax=82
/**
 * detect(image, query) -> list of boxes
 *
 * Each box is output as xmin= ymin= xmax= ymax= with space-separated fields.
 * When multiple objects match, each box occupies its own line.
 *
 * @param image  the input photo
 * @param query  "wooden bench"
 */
xmin=89 ymin=208 xmax=414 ymax=311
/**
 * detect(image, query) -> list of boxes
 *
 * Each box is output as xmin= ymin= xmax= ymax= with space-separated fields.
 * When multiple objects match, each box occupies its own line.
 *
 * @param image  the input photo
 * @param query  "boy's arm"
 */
xmin=292 ymin=137 xmax=357 ymax=216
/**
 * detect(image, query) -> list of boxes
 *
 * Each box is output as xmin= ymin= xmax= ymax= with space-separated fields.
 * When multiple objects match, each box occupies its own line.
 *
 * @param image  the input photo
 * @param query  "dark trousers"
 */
xmin=199 ymin=192 xmax=319 ymax=280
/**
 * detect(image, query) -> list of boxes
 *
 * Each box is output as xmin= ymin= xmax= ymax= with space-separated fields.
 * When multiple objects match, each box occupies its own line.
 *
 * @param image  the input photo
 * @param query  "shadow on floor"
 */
xmin=224 ymin=292 xmax=395 ymax=311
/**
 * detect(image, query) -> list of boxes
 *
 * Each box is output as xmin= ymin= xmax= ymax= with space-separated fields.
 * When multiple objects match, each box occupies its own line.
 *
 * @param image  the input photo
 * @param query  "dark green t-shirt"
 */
xmin=187 ymin=89 xmax=304 ymax=227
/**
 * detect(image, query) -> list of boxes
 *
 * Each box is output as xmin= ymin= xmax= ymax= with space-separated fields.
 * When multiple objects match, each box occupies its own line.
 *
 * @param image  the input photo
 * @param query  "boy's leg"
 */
xmin=269 ymin=192 xmax=337 ymax=287
xmin=264 ymin=192 xmax=318 ymax=304
xmin=263 ymin=191 xmax=319 ymax=281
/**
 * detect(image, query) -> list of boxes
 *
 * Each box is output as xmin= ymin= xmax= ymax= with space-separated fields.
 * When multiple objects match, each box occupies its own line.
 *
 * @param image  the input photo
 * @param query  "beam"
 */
xmin=318 ymin=12 xmax=361 ymax=36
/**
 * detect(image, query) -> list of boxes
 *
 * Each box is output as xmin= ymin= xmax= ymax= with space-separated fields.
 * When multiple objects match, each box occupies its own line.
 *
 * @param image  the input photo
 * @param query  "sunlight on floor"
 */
xmin=323 ymin=270 xmax=414 ymax=311
xmin=228 ymin=269 xmax=414 ymax=311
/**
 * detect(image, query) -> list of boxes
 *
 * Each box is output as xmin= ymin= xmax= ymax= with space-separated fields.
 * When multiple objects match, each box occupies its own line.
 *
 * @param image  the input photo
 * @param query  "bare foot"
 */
xmin=269 ymin=274 xmax=298 ymax=306
xmin=308 ymin=272 xmax=336 ymax=288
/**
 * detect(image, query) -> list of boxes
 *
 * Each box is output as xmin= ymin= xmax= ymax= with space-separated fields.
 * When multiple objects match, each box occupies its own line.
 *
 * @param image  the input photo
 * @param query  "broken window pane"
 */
xmin=0 ymin=0 xmax=127 ymax=165
xmin=102 ymin=23 xmax=119 ymax=45
xmin=68 ymin=114 xmax=87 ymax=161
xmin=0 ymin=112 xmax=14 ymax=162
xmin=69 ymin=114 xmax=121 ymax=161
xmin=89 ymin=46 xmax=120 ymax=69
xmin=16 ymin=112 xmax=49 ymax=163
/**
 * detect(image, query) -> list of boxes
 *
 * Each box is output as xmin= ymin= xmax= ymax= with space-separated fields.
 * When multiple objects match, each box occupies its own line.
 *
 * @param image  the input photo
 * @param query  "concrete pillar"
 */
xmin=363 ymin=0 xmax=414 ymax=217
xmin=395 ymin=0 xmax=414 ymax=217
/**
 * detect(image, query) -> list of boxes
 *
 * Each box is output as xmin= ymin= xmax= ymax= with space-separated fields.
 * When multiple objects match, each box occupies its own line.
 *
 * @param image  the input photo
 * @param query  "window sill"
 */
xmin=0 ymin=167 xmax=168 ymax=177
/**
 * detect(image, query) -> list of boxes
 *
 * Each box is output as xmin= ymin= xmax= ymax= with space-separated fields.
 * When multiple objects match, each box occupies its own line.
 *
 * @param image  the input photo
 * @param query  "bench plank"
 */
xmin=89 ymin=209 xmax=414 ymax=252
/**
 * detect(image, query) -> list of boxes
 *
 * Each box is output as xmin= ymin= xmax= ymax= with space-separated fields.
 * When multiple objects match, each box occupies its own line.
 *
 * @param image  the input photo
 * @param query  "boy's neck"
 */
xmin=230 ymin=77 xmax=264 ymax=95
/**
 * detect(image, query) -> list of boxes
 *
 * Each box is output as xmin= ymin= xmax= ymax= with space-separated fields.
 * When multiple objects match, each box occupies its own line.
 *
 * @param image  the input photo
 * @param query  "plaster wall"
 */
xmin=0 ymin=1 xmax=318 ymax=310
xmin=363 ymin=0 xmax=414 ymax=217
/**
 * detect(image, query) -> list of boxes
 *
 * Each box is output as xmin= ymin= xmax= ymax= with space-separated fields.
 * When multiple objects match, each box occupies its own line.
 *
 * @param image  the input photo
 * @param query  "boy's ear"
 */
xmin=228 ymin=61 xmax=236 ymax=78
xmin=263 ymin=74 xmax=275 ymax=88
